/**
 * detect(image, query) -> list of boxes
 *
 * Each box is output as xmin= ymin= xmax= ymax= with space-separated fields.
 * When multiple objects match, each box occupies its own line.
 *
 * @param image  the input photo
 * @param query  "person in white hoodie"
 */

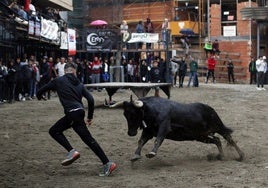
xmin=256 ymin=56 xmax=267 ymax=90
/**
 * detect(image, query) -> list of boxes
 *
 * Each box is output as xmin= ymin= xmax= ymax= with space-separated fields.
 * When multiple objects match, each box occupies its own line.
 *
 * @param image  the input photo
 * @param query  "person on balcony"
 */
xmin=161 ymin=18 xmax=170 ymax=48
xmin=120 ymin=20 xmax=129 ymax=49
xmin=136 ymin=20 xmax=144 ymax=49
xmin=9 ymin=2 xmax=28 ymax=21
xmin=145 ymin=18 xmax=154 ymax=49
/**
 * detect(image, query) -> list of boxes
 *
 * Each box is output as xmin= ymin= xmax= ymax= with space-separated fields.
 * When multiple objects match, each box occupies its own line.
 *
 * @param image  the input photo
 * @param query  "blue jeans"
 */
xmin=187 ymin=71 xmax=197 ymax=86
xmin=91 ymin=73 xmax=100 ymax=90
xmin=91 ymin=73 xmax=100 ymax=84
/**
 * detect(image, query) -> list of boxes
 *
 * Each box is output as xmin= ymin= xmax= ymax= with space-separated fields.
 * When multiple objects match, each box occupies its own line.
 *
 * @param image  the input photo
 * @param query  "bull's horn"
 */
xmin=133 ymin=100 xmax=143 ymax=108
xmin=109 ymin=101 xmax=124 ymax=108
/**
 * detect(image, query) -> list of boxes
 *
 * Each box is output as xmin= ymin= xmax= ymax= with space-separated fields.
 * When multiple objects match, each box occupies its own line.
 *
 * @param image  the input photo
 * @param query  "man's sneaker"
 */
xmin=262 ymin=88 xmax=266 ymax=91
xmin=61 ymin=149 xmax=80 ymax=166
xmin=99 ymin=162 xmax=117 ymax=177
xmin=256 ymin=87 xmax=262 ymax=91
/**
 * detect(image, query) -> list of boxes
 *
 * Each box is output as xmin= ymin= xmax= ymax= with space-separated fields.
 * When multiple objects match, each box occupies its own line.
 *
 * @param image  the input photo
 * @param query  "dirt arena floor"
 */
xmin=0 ymin=83 xmax=268 ymax=188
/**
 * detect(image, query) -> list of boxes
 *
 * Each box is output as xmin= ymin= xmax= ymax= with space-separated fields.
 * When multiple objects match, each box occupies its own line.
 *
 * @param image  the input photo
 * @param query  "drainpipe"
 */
xmin=249 ymin=0 xmax=252 ymax=58
xmin=207 ymin=0 xmax=210 ymax=40
xmin=257 ymin=22 xmax=260 ymax=57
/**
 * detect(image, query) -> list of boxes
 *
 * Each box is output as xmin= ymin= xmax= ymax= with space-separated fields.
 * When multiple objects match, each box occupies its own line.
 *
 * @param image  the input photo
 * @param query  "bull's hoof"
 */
xmin=207 ymin=154 xmax=223 ymax=161
xmin=130 ymin=154 xmax=141 ymax=162
xmin=146 ymin=152 xmax=156 ymax=158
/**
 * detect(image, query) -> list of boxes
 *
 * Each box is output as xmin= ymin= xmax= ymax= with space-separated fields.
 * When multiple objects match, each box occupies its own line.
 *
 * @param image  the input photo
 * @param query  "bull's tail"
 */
xmin=218 ymin=125 xmax=233 ymax=136
xmin=209 ymin=106 xmax=233 ymax=136
xmin=208 ymin=106 xmax=244 ymax=161
xmin=220 ymin=124 xmax=245 ymax=161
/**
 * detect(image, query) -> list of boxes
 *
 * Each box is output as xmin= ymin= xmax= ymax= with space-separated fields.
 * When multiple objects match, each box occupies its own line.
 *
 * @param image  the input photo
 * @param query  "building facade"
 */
xmin=0 ymin=0 xmax=73 ymax=62
xmin=1 ymin=0 xmax=267 ymax=83
xmin=71 ymin=0 xmax=267 ymax=83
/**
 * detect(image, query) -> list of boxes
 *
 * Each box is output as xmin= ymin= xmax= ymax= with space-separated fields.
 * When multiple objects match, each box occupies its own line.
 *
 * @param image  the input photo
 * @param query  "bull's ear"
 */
xmin=123 ymin=101 xmax=128 ymax=106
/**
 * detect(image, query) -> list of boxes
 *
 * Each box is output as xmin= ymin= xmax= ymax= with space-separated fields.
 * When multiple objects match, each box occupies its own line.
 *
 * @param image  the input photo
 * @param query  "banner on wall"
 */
xmin=67 ymin=28 xmax=76 ymax=56
xmin=28 ymin=20 xmax=41 ymax=37
xmin=35 ymin=21 xmax=41 ymax=37
xmin=127 ymin=33 xmax=159 ymax=43
xmin=86 ymin=30 xmax=118 ymax=51
xmin=28 ymin=20 xmax=35 ymax=35
xmin=60 ymin=31 xmax=68 ymax=50
xmin=40 ymin=17 xmax=59 ymax=40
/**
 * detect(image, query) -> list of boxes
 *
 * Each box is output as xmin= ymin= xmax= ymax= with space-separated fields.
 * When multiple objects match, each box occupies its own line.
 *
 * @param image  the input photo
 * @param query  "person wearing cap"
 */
xmin=256 ymin=56 xmax=267 ymax=90
xmin=37 ymin=63 xmax=117 ymax=176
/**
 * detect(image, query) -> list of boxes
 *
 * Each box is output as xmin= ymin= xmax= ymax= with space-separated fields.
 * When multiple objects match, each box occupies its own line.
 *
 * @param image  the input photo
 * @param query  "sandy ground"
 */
xmin=0 ymin=83 xmax=268 ymax=188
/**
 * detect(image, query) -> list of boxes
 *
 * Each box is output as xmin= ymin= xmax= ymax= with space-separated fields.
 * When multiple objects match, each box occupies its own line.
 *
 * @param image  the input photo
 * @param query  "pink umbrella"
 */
xmin=90 ymin=20 xmax=108 ymax=26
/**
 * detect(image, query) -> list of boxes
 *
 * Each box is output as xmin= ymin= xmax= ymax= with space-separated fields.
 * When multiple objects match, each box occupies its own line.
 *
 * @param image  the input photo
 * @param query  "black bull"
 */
xmin=121 ymin=97 xmax=244 ymax=162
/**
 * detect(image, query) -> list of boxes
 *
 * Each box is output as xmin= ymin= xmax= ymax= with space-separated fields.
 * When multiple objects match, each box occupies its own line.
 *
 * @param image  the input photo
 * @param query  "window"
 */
xmin=221 ymin=1 xmax=237 ymax=36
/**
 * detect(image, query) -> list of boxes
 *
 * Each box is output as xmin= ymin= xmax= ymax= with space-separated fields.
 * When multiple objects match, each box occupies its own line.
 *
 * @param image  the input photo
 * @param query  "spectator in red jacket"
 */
xmin=206 ymin=55 xmax=216 ymax=83
xmin=91 ymin=57 xmax=102 ymax=91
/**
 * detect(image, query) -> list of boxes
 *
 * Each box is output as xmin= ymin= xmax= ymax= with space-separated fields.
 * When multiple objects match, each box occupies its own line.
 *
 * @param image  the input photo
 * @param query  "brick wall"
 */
xmin=217 ymin=41 xmax=249 ymax=83
xmin=88 ymin=1 xmax=174 ymax=25
xmin=123 ymin=2 xmax=174 ymax=22
xmin=210 ymin=4 xmax=221 ymax=37
xmin=209 ymin=2 xmax=259 ymax=83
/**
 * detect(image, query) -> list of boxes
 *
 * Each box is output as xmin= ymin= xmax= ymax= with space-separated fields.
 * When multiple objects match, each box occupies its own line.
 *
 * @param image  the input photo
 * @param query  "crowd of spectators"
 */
xmin=1 ymin=53 xmax=189 ymax=104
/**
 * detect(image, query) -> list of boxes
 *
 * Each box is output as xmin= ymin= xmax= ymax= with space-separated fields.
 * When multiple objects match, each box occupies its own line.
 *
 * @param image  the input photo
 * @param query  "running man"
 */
xmin=37 ymin=63 xmax=117 ymax=176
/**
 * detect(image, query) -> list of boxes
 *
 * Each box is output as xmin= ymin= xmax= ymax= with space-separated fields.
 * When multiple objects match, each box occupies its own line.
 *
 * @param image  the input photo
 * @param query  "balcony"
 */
xmin=34 ymin=0 xmax=73 ymax=11
xmin=241 ymin=6 xmax=268 ymax=21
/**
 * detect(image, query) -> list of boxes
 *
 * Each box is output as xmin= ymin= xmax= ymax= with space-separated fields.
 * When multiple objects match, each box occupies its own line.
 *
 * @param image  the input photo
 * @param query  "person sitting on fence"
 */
xmin=212 ymin=39 xmax=220 ymax=57
xmin=204 ymin=40 xmax=212 ymax=58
